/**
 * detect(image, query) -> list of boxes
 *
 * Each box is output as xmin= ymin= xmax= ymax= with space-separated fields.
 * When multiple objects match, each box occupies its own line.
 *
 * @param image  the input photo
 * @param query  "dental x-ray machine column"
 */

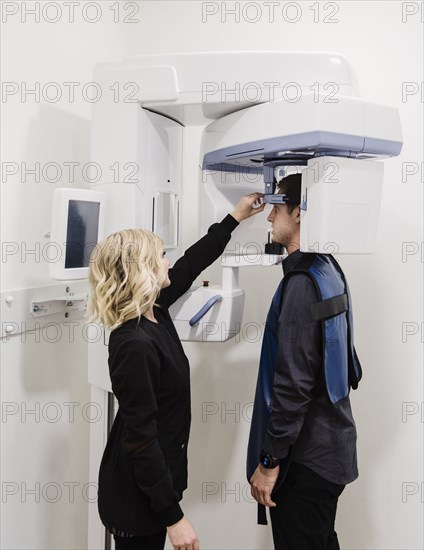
xmin=87 ymin=52 xmax=402 ymax=549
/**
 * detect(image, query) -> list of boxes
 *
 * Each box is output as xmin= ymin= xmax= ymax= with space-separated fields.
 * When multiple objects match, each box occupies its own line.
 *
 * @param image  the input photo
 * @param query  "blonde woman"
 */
xmin=88 ymin=194 xmax=264 ymax=550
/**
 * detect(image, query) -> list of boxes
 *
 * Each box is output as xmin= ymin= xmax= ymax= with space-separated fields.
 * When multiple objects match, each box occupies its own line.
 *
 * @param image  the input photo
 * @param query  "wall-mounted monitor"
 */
xmin=49 ymin=188 xmax=105 ymax=280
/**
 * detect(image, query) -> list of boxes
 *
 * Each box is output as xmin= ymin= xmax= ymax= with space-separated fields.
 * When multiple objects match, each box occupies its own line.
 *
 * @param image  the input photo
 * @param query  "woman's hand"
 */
xmin=230 ymin=192 xmax=265 ymax=222
xmin=167 ymin=517 xmax=200 ymax=550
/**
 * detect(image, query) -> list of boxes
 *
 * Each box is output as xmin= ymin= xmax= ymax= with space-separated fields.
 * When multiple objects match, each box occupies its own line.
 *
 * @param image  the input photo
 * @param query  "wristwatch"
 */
xmin=260 ymin=452 xmax=280 ymax=469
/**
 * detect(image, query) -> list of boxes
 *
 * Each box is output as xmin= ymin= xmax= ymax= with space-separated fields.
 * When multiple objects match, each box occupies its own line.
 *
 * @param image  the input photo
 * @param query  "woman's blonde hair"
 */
xmin=88 ymin=228 xmax=165 ymax=329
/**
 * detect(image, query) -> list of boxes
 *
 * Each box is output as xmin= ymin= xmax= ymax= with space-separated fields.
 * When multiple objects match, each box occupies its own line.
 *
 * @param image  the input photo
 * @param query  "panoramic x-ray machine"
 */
xmin=81 ymin=52 xmax=402 ymax=549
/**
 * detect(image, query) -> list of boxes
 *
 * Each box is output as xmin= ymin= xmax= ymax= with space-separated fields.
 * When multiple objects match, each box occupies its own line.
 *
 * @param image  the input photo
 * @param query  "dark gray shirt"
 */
xmin=262 ymin=250 xmax=359 ymax=485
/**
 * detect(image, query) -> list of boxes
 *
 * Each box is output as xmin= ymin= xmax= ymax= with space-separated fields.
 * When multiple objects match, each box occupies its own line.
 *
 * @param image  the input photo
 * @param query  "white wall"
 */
xmin=1 ymin=2 xmax=131 ymax=548
xmin=1 ymin=1 xmax=422 ymax=549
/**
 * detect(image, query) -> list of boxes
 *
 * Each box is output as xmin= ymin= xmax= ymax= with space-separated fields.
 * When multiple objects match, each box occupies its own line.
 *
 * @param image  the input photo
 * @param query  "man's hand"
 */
xmin=167 ymin=517 xmax=200 ymax=550
xmin=230 ymin=192 xmax=265 ymax=222
xmin=250 ymin=464 xmax=280 ymax=507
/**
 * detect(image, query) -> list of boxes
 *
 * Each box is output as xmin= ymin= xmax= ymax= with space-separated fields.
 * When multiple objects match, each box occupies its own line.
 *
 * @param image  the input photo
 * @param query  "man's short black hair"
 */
xmin=276 ymin=173 xmax=302 ymax=213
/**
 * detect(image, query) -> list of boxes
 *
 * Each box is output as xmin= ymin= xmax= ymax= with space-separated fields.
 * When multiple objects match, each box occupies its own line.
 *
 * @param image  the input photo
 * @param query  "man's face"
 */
xmin=267 ymin=203 xmax=300 ymax=251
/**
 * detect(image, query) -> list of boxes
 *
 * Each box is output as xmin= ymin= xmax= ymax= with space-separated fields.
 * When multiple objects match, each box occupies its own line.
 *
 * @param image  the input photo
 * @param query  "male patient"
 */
xmin=248 ymin=173 xmax=361 ymax=550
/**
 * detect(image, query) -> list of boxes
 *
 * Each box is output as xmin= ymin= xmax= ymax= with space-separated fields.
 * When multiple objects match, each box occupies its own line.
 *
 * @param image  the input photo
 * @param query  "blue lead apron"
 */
xmin=247 ymin=253 xmax=362 ymax=525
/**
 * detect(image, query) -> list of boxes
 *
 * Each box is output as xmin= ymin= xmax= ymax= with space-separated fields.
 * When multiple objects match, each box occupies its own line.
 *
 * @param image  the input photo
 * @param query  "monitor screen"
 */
xmin=50 ymin=188 xmax=105 ymax=280
xmin=65 ymin=200 xmax=100 ymax=269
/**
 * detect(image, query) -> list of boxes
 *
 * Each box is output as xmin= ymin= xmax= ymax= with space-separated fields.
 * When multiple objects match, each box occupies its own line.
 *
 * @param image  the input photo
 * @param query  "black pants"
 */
xmin=269 ymin=462 xmax=345 ymax=550
xmin=113 ymin=530 xmax=166 ymax=550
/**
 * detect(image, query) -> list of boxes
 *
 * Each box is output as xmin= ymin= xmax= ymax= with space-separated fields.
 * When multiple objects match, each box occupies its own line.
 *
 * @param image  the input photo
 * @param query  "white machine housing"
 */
xmin=200 ymin=92 xmax=401 ymax=254
xmin=87 ymin=49 xmax=403 ymax=369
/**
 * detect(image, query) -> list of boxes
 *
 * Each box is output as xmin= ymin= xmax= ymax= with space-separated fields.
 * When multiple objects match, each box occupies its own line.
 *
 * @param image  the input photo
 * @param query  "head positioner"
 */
xmin=263 ymin=168 xmax=302 ymax=205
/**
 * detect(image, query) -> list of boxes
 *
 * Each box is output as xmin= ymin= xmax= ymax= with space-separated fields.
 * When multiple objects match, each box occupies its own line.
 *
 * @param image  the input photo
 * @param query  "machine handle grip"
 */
xmin=189 ymin=295 xmax=223 ymax=327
